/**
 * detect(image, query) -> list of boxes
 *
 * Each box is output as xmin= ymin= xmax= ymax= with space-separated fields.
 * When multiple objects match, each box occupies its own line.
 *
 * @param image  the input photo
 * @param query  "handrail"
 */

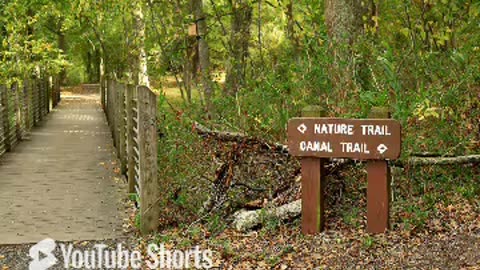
xmin=103 ymin=79 xmax=160 ymax=234
xmin=0 ymin=77 xmax=60 ymax=157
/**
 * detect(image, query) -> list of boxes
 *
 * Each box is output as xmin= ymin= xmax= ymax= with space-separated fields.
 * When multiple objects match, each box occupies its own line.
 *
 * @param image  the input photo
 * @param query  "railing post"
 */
xmin=101 ymin=75 xmax=106 ymax=111
xmin=105 ymin=80 xmax=110 ymax=123
xmin=106 ymin=80 xmax=112 ymax=130
xmin=54 ymin=75 xmax=61 ymax=106
xmin=137 ymin=86 xmax=160 ymax=234
xmin=0 ymin=86 xmax=6 ymax=155
xmin=0 ymin=86 xmax=3 ymax=153
xmin=47 ymin=76 xmax=51 ymax=113
xmin=28 ymin=78 xmax=34 ymax=129
xmin=34 ymin=78 xmax=40 ymax=126
xmin=12 ymin=82 xmax=21 ymax=142
xmin=44 ymin=77 xmax=50 ymax=115
xmin=38 ymin=77 xmax=44 ymax=121
xmin=51 ymin=77 xmax=55 ymax=108
xmin=23 ymin=79 xmax=31 ymax=131
xmin=118 ymin=83 xmax=127 ymax=174
xmin=115 ymin=82 xmax=121 ymax=152
xmin=126 ymin=84 xmax=136 ymax=193
xmin=110 ymin=80 xmax=116 ymax=143
xmin=1 ymin=85 xmax=11 ymax=152
xmin=38 ymin=77 xmax=42 ymax=121
xmin=112 ymin=81 xmax=119 ymax=148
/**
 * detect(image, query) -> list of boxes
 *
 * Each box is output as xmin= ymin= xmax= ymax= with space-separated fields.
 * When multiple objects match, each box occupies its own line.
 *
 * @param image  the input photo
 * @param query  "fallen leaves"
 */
xmin=124 ymin=194 xmax=480 ymax=269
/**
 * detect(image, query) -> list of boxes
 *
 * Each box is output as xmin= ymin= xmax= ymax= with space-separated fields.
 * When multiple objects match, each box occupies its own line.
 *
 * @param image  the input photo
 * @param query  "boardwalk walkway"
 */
xmin=0 ymin=93 xmax=126 ymax=244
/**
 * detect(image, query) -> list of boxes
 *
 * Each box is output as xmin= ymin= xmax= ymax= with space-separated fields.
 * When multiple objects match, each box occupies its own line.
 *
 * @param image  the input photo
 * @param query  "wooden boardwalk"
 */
xmin=0 ymin=94 xmax=126 ymax=244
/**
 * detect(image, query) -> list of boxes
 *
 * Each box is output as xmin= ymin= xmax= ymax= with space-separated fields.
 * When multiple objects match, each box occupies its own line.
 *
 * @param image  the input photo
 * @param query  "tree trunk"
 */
xmin=324 ymin=0 xmax=365 ymax=94
xmin=86 ymin=51 xmax=91 ymax=82
xmin=53 ymin=18 xmax=67 ymax=85
xmin=58 ymin=31 xmax=67 ymax=85
xmin=133 ymin=1 xmax=149 ymax=87
xmin=93 ymin=49 xmax=101 ymax=83
xmin=225 ymin=0 xmax=252 ymax=96
xmin=193 ymin=0 xmax=214 ymax=115
xmin=100 ymin=55 xmax=105 ymax=107
xmin=285 ymin=0 xmax=300 ymax=58
xmin=184 ymin=36 xmax=197 ymax=104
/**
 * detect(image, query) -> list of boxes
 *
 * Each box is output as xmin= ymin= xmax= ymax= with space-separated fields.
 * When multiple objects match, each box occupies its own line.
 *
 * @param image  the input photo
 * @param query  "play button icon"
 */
xmin=29 ymin=238 xmax=57 ymax=270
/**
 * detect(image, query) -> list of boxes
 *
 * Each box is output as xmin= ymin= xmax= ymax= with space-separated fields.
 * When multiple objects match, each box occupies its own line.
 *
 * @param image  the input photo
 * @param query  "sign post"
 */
xmin=367 ymin=107 xmax=392 ymax=233
xmin=300 ymin=106 xmax=326 ymax=234
xmin=287 ymin=107 xmax=401 ymax=234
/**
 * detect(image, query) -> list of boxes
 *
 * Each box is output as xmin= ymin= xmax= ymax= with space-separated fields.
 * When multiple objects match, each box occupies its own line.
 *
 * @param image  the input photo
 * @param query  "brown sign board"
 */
xmin=288 ymin=118 xmax=401 ymax=160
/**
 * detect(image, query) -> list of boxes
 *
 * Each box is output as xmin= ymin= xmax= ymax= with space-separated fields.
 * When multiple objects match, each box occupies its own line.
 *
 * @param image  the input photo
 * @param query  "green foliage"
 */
xmin=342 ymin=207 xmax=360 ymax=227
xmin=259 ymin=208 xmax=281 ymax=233
xmin=401 ymin=204 xmax=430 ymax=230
xmin=206 ymin=214 xmax=227 ymax=237
xmin=156 ymin=100 xmax=213 ymax=225
xmin=362 ymin=235 xmax=375 ymax=249
xmin=65 ymin=59 xmax=86 ymax=85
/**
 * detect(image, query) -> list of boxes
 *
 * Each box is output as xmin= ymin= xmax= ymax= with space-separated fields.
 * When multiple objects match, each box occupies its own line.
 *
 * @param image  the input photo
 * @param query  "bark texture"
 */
xmin=225 ymin=0 xmax=252 ymax=96
xmin=285 ymin=1 xmax=300 ymax=58
xmin=133 ymin=2 xmax=149 ymax=87
xmin=193 ymin=0 xmax=214 ymax=114
xmin=324 ymin=0 xmax=366 ymax=92
xmin=195 ymin=0 xmax=213 ymax=110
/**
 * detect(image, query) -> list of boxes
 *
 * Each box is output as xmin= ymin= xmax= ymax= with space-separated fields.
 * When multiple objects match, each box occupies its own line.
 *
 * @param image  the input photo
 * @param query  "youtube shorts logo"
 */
xmin=29 ymin=238 xmax=57 ymax=270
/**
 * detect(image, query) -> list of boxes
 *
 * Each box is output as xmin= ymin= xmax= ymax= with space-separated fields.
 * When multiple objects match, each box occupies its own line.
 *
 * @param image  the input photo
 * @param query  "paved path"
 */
xmin=0 ymin=94 xmax=126 ymax=244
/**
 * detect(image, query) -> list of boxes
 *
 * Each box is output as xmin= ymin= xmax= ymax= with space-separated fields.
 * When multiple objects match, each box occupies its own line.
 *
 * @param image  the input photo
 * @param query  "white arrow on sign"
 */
xmin=377 ymin=144 xmax=388 ymax=154
xmin=297 ymin=123 xmax=307 ymax=134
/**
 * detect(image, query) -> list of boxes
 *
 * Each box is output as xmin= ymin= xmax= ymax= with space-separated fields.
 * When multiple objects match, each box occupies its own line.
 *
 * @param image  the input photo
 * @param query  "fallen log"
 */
xmin=232 ymin=199 xmax=301 ymax=232
xmin=193 ymin=122 xmax=289 ymax=153
xmin=411 ymin=152 xmax=456 ymax=157
xmin=194 ymin=122 xmax=250 ymax=142
xmin=407 ymin=154 xmax=480 ymax=165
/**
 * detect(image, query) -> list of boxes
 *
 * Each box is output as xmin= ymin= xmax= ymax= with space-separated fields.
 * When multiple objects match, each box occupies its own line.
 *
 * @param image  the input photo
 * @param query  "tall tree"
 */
xmin=133 ymin=1 xmax=149 ymax=87
xmin=225 ymin=0 xmax=252 ymax=96
xmin=56 ymin=18 xmax=67 ymax=85
xmin=285 ymin=0 xmax=300 ymax=59
xmin=192 ymin=0 xmax=214 ymax=114
xmin=324 ymin=0 xmax=365 ymax=92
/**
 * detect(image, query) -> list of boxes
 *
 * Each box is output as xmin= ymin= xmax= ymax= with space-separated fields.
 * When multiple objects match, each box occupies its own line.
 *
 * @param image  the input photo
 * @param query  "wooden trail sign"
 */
xmin=288 ymin=118 xmax=401 ymax=160
xmin=288 ymin=108 xmax=401 ymax=235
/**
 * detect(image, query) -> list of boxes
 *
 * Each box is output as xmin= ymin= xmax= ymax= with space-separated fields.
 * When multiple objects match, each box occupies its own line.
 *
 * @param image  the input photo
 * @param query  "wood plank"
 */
xmin=117 ymin=83 xmax=127 ymax=174
xmin=137 ymin=86 xmax=160 ymax=234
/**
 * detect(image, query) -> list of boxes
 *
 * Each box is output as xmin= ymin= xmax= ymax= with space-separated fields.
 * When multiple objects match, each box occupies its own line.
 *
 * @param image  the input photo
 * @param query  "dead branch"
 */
xmin=193 ymin=121 xmax=289 ymax=154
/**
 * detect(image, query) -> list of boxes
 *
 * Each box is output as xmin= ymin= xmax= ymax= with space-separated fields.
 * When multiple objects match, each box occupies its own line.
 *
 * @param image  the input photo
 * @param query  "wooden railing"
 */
xmin=103 ymin=79 xmax=160 ymax=234
xmin=0 ymin=77 xmax=60 ymax=157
